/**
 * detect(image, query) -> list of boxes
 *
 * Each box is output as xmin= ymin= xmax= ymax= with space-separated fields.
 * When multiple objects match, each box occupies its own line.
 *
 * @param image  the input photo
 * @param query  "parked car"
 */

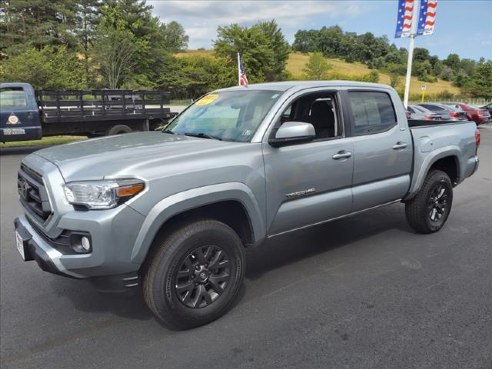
xmin=418 ymin=103 xmax=467 ymax=121
xmin=480 ymin=102 xmax=492 ymax=117
xmin=446 ymin=103 xmax=491 ymax=126
xmin=407 ymin=104 xmax=441 ymax=120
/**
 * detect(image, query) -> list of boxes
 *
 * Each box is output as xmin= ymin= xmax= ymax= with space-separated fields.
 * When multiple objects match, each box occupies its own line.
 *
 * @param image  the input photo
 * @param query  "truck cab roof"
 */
xmin=216 ymin=80 xmax=392 ymax=94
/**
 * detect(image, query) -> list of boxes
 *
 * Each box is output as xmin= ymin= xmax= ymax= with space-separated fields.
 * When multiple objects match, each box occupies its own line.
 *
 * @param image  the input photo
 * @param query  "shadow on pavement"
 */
xmin=50 ymin=278 xmax=153 ymax=321
xmin=245 ymin=204 xmax=412 ymax=280
xmin=0 ymin=146 xmax=48 ymax=156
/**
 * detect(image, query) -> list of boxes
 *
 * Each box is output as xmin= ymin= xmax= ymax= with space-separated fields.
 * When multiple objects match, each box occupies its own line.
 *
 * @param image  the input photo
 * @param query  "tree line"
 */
xmin=0 ymin=0 xmax=490 ymax=99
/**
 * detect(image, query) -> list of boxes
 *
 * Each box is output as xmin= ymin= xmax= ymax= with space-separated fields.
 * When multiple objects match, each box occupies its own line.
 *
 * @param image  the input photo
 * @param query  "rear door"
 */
xmin=346 ymin=90 xmax=413 ymax=211
xmin=0 ymin=84 xmax=41 ymax=141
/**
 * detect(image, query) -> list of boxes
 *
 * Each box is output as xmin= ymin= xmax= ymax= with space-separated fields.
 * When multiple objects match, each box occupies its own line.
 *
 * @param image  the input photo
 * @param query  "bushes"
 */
xmin=0 ymin=47 xmax=87 ymax=89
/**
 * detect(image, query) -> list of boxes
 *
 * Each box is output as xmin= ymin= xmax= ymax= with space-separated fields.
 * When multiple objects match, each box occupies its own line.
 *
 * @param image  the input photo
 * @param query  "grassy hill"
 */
xmin=287 ymin=52 xmax=459 ymax=96
xmin=176 ymin=50 xmax=460 ymax=96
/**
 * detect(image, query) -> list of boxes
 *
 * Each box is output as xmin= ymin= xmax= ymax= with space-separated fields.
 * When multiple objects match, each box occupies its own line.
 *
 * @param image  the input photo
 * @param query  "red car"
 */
xmin=447 ymin=103 xmax=491 ymax=125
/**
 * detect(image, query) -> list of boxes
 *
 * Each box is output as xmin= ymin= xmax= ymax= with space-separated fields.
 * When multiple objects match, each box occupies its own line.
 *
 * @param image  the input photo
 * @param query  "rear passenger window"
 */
xmin=0 ymin=87 xmax=28 ymax=108
xmin=348 ymin=91 xmax=397 ymax=136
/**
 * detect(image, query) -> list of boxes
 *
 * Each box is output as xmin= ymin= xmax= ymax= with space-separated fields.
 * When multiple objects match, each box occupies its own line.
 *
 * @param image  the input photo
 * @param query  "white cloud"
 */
xmin=149 ymin=0 xmax=365 ymax=48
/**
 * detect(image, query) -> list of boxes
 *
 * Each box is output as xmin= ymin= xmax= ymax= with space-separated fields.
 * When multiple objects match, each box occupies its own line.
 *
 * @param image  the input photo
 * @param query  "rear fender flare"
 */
xmin=404 ymin=146 xmax=461 ymax=200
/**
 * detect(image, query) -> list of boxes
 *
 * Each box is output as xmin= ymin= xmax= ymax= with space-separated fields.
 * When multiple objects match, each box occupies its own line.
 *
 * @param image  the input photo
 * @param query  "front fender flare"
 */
xmin=130 ymin=182 xmax=266 ymax=265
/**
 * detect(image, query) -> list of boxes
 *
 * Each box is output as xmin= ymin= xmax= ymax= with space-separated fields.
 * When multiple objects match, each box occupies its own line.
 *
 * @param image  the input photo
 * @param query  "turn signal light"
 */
xmin=116 ymin=183 xmax=145 ymax=197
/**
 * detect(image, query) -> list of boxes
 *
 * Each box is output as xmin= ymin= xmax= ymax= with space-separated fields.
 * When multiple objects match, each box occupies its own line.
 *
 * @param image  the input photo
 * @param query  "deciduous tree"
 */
xmin=304 ymin=52 xmax=331 ymax=80
xmin=214 ymin=20 xmax=289 ymax=83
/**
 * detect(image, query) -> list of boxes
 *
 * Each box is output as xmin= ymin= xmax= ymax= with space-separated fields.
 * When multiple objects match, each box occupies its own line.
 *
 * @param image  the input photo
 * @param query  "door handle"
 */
xmin=392 ymin=142 xmax=408 ymax=150
xmin=332 ymin=151 xmax=352 ymax=160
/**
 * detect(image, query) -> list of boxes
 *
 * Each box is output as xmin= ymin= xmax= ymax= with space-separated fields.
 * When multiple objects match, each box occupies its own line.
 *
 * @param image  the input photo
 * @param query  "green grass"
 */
xmin=0 ymin=135 xmax=85 ymax=148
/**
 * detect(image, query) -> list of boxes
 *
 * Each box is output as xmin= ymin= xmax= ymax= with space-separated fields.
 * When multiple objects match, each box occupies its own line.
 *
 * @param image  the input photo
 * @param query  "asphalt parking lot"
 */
xmin=1 ymin=126 xmax=491 ymax=369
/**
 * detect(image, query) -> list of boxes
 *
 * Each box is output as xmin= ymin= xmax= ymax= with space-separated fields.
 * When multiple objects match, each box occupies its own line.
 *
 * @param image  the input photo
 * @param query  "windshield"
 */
xmin=165 ymin=90 xmax=282 ymax=142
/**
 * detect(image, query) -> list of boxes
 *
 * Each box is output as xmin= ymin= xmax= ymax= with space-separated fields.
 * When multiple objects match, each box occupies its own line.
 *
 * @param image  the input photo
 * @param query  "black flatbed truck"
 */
xmin=0 ymin=82 xmax=179 ymax=142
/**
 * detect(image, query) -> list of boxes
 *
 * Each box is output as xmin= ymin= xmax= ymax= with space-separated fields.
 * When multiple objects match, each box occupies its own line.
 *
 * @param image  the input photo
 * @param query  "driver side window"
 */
xmin=279 ymin=93 xmax=342 ymax=140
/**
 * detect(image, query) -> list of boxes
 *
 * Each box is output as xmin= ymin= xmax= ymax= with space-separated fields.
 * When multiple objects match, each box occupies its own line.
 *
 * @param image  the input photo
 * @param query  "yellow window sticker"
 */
xmin=195 ymin=94 xmax=219 ymax=106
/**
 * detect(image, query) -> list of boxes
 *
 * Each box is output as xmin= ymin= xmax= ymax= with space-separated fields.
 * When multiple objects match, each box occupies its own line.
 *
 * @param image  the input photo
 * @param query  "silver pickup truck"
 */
xmin=14 ymin=81 xmax=480 ymax=329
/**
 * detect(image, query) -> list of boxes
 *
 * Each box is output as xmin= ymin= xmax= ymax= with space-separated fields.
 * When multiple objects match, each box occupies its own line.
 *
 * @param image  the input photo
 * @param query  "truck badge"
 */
xmin=285 ymin=188 xmax=316 ymax=199
xmin=7 ymin=113 xmax=20 ymax=125
xmin=17 ymin=177 xmax=30 ymax=201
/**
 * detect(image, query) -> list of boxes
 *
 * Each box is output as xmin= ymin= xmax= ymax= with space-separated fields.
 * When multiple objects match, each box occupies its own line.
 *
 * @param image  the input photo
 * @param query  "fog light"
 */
xmin=81 ymin=236 xmax=91 ymax=251
xmin=70 ymin=234 xmax=92 ymax=253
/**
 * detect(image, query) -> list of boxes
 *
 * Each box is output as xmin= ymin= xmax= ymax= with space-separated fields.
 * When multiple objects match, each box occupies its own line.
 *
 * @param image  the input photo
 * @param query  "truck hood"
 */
xmin=34 ymin=132 xmax=244 ymax=181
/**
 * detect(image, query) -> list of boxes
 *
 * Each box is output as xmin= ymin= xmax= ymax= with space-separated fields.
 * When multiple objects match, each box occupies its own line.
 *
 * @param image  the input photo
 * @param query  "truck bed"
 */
xmin=407 ymin=119 xmax=478 ymax=199
xmin=39 ymin=90 xmax=177 ymax=124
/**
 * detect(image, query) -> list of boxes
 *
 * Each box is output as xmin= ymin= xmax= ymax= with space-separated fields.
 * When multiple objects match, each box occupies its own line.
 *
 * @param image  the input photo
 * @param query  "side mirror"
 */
xmin=269 ymin=121 xmax=316 ymax=147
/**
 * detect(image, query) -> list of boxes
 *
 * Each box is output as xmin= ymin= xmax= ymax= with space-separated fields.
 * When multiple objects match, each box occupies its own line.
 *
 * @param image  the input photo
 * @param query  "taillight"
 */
xmin=450 ymin=112 xmax=459 ymax=119
xmin=475 ymin=129 xmax=480 ymax=154
xmin=424 ymin=114 xmax=433 ymax=120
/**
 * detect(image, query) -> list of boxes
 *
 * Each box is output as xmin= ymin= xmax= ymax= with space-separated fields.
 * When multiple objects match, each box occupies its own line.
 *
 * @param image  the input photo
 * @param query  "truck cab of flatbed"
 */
xmin=0 ymin=82 xmax=42 ymax=141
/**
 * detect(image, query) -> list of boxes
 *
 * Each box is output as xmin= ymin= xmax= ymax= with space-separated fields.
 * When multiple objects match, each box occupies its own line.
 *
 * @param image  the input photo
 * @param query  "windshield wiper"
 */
xmin=183 ymin=132 xmax=222 ymax=141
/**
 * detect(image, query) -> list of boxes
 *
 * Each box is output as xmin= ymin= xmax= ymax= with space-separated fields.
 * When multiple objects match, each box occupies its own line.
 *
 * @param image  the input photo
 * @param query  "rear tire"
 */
xmin=143 ymin=219 xmax=245 ymax=330
xmin=106 ymin=124 xmax=132 ymax=136
xmin=405 ymin=170 xmax=453 ymax=234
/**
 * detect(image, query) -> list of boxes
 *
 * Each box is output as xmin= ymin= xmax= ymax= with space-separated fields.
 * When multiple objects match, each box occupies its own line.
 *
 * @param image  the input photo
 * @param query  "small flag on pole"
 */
xmin=417 ymin=0 xmax=437 ymax=35
xmin=238 ymin=53 xmax=248 ymax=87
xmin=395 ymin=0 xmax=415 ymax=38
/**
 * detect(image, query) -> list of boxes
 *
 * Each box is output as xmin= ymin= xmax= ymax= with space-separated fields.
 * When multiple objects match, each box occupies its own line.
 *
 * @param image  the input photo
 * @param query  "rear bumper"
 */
xmin=0 ymin=126 xmax=42 ymax=142
xmin=471 ymin=155 xmax=480 ymax=176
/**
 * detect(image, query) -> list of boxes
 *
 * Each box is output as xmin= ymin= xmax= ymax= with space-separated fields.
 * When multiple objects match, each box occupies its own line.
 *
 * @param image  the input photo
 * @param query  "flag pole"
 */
xmin=403 ymin=0 xmax=420 ymax=108
xmin=237 ymin=53 xmax=241 ymax=86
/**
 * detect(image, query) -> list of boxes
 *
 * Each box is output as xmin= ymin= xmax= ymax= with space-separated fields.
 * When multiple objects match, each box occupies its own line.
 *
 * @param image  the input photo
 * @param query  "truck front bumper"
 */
xmin=14 ymin=208 xmax=145 ymax=292
xmin=15 ymin=217 xmax=73 ymax=278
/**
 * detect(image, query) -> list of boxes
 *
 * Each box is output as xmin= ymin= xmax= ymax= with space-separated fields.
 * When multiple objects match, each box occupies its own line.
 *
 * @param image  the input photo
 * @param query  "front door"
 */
xmin=263 ymin=91 xmax=354 ymax=236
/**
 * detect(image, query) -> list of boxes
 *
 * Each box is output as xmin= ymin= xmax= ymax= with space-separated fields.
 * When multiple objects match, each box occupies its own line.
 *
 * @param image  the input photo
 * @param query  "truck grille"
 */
xmin=18 ymin=164 xmax=52 ymax=223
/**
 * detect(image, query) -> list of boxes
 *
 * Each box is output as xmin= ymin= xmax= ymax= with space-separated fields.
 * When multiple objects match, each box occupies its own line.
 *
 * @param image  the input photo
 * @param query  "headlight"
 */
xmin=63 ymin=180 xmax=145 ymax=209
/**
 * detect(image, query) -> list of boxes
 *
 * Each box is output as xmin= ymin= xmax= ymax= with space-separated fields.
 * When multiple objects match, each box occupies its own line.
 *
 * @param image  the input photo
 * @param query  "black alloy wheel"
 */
xmin=405 ymin=169 xmax=453 ymax=234
xmin=174 ymin=245 xmax=231 ymax=309
xmin=143 ymin=219 xmax=245 ymax=330
xmin=427 ymin=183 xmax=449 ymax=223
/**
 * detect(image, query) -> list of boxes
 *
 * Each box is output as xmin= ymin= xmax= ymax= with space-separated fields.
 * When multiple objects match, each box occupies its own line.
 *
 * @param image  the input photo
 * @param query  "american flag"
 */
xmin=238 ymin=54 xmax=249 ymax=87
xmin=395 ymin=0 xmax=415 ymax=38
xmin=417 ymin=0 xmax=437 ymax=36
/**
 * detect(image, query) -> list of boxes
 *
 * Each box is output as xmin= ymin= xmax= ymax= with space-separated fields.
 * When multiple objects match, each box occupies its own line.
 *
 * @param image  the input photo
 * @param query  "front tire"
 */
xmin=405 ymin=170 xmax=453 ymax=234
xmin=143 ymin=220 xmax=245 ymax=330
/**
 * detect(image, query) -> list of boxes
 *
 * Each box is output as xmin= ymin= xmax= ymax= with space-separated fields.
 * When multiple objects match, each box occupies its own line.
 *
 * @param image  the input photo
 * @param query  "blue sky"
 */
xmin=149 ymin=0 xmax=492 ymax=61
